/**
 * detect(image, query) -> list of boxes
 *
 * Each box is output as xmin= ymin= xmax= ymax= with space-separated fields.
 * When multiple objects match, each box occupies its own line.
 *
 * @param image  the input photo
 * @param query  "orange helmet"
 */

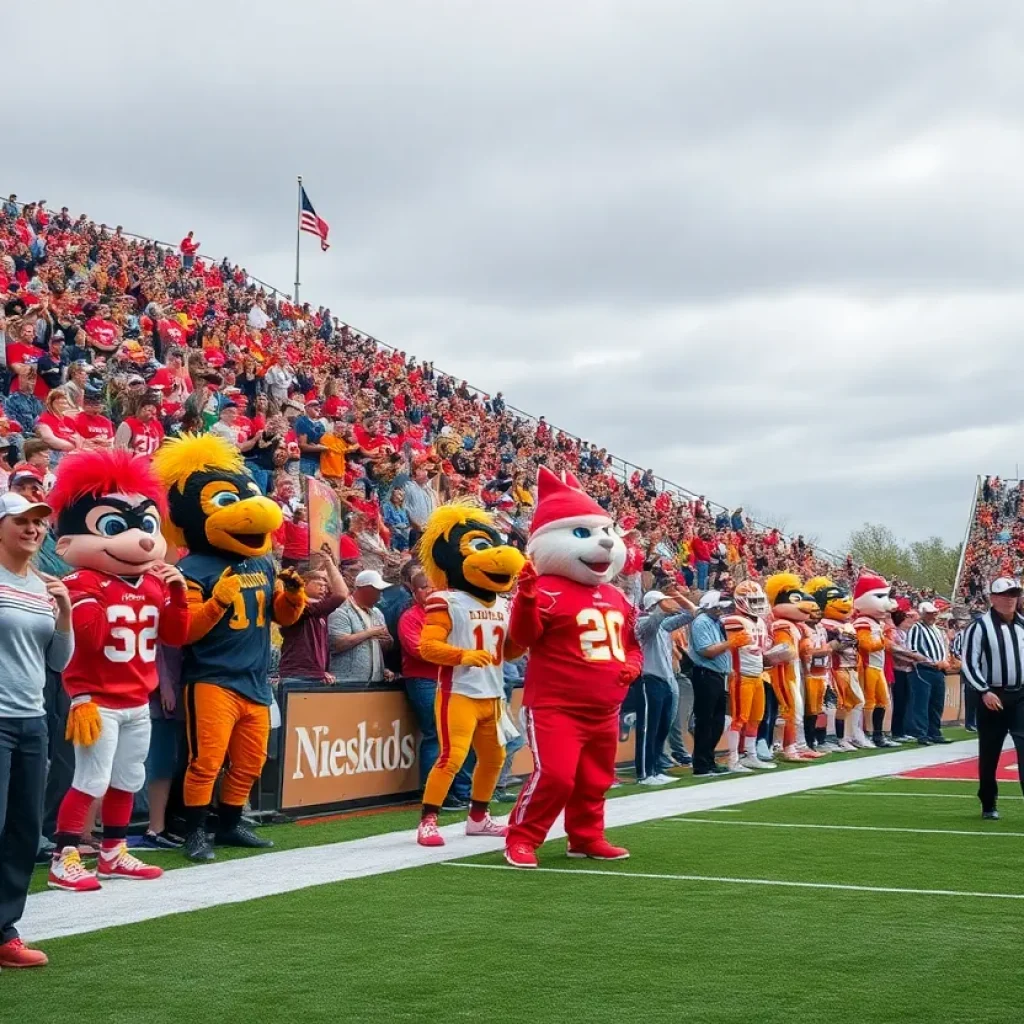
xmin=734 ymin=579 xmax=769 ymax=618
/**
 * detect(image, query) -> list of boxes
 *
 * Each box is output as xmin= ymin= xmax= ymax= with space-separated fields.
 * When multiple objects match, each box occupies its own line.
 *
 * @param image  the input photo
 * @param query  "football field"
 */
xmin=7 ymin=735 xmax=1021 ymax=1024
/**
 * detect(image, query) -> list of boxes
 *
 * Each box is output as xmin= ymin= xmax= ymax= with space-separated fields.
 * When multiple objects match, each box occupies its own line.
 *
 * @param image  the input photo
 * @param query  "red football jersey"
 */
xmin=63 ymin=569 xmax=190 ymax=709
xmin=515 ymin=576 xmax=640 ymax=714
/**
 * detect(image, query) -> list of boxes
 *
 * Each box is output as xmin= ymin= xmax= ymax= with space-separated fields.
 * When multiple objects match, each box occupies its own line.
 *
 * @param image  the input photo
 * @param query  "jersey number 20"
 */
xmin=104 ymin=605 xmax=158 ymax=663
xmin=576 ymin=609 xmax=626 ymax=662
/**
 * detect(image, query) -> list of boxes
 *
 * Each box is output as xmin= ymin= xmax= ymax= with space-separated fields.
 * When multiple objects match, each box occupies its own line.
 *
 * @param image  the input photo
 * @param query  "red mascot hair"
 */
xmin=48 ymin=450 xmax=168 ymax=518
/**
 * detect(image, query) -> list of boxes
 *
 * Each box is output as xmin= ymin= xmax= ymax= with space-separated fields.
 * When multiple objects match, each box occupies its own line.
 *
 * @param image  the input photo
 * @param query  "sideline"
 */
xmin=20 ymin=739 xmax=976 ymax=942
xmin=445 ymin=862 xmax=1024 ymax=901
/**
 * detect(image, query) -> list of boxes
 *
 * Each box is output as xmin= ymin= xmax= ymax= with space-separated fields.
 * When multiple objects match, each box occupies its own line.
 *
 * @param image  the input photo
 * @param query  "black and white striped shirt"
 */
xmin=950 ymin=629 xmax=965 ymax=661
xmin=960 ymin=611 xmax=1024 ymax=693
xmin=906 ymin=621 xmax=948 ymax=667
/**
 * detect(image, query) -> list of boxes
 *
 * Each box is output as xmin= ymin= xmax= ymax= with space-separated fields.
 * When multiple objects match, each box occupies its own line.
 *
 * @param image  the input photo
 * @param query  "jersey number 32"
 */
xmin=104 ymin=605 xmax=158 ymax=663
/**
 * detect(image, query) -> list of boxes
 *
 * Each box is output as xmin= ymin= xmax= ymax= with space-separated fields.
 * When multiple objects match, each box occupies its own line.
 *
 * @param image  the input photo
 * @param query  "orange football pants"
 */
xmin=184 ymin=682 xmax=270 ymax=808
xmin=729 ymin=675 xmax=766 ymax=737
xmin=832 ymin=668 xmax=863 ymax=711
xmin=423 ymin=690 xmax=504 ymax=807
xmin=804 ymin=673 xmax=828 ymax=716
xmin=861 ymin=667 xmax=889 ymax=713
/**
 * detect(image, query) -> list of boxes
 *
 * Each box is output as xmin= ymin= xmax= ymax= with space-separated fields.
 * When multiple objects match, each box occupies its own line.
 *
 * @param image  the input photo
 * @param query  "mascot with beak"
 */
xmin=152 ymin=435 xmax=306 ymax=862
xmin=505 ymin=469 xmax=643 ymax=869
xmin=415 ymin=500 xmax=526 ymax=847
xmin=47 ymin=450 xmax=191 ymax=892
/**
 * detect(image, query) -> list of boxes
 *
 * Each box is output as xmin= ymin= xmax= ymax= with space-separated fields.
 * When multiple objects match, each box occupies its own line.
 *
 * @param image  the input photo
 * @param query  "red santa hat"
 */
xmin=529 ymin=467 xmax=611 ymax=539
xmin=853 ymin=574 xmax=889 ymax=601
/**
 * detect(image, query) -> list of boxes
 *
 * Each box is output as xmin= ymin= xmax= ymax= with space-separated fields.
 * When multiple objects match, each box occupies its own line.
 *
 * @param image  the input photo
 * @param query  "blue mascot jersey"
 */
xmin=179 ymin=551 xmax=276 ymax=705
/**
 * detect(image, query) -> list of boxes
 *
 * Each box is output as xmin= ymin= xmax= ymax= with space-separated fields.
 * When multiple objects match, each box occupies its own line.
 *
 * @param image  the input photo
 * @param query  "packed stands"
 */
xmin=0 ymin=193 xmax=856 ymax=592
xmin=954 ymin=475 xmax=1024 ymax=610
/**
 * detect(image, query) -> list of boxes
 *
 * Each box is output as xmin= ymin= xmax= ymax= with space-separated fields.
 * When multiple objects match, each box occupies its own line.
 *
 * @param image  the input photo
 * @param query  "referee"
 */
xmin=960 ymin=577 xmax=1024 ymax=820
xmin=906 ymin=602 xmax=952 ymax=746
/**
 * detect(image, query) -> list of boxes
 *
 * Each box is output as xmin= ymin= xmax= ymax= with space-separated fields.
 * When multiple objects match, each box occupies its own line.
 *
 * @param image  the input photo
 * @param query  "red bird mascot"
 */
xmin=46 ymin=450 xmax=190 ymax=892
xmin=505 ymin=468 xmax=643 ymax=868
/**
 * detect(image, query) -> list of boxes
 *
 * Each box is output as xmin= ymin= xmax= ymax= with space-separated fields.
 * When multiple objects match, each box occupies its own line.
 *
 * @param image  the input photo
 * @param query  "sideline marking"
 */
xmin=445 ymin=863 xmax=1024 ymax=901
xmin=20 ymin=738 xmax=977 ymax=942
xmin=813 ymin=791 xmax=1023 ymax=801
xmin=656 ymin=817 xmax=1024 ymax=838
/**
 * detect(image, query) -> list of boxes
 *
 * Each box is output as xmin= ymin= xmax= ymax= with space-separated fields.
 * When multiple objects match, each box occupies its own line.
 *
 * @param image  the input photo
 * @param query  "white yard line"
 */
xmin=445 ymin=863 xmax=1024 ymax=901
xmin=654 ymin=818 xmax=1024 ymax=838
xmin=20 ymin=738 xmax=976 ymax=942
xmin=814 ymin=791 xmax=1023 ymax=801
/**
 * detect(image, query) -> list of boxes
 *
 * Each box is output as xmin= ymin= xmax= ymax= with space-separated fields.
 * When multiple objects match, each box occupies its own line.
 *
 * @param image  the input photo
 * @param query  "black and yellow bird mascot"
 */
xmin=414 ymin=500 xmax=526 ymax=848
xmin=152 ymin=434 xmax=306 ymax=862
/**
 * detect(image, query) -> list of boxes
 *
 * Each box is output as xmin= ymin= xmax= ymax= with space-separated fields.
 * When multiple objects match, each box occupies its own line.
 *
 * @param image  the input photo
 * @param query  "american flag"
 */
xmin=299 ymin=186 xmax=330 ymax=251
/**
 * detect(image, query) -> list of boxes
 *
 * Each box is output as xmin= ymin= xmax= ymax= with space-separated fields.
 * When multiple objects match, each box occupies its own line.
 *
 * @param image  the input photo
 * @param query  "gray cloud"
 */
xmin=9 ymin=0 xmax=1024 ymax=553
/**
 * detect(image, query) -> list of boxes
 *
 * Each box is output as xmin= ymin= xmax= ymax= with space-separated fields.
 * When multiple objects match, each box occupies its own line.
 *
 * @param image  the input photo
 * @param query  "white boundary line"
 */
xmin=813 ymin=791 xmax=1024 ymax=801
xmin=20 ymin=738 xmax=977 ymax=942
xmin=444 ymin=863 xmax=1024 ymax=901
xmin=654 ymin=817 xmax=1024 ymax=838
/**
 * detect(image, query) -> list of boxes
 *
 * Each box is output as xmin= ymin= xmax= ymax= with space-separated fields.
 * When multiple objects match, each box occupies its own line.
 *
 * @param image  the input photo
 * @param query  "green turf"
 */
xmin=27 ymin=729 xmax=972 ymax=894
xmin=8 ymin=740 xmax=1016 ymax=1024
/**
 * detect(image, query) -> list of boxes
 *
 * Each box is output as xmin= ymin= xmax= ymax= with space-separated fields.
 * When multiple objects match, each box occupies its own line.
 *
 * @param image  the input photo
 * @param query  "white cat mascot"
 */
xmin=505 ymin=468 xmax=643 ymax=869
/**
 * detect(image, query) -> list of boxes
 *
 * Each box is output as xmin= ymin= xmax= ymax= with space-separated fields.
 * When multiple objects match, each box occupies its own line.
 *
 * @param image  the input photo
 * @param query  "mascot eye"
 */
xmin=140 ymin=514 xmax=160 ymax=535
xmin=467 ymin=537 xmax=493 ymax=552
xmin=211 ymin=491 xmax=240 ymax=508
xmin=573 ymin=527 xmax=592 ymax=539
xmin=96 ymin=514 xmax=128 ymax=537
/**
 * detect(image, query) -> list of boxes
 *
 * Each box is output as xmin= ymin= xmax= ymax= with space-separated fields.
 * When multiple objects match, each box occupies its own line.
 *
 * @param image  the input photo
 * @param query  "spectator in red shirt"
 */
xmin=114 ymin=392 xmax=164 ymax=456
xmin=34 ymin=389 xmax=83 ymax=466
xmin=179 ymin=232 xmax=200 ymax=270
xmin=691 ymin=529 xmax=714 ymax=591
xmin=73 ymin=384 xmax=115 ymax=448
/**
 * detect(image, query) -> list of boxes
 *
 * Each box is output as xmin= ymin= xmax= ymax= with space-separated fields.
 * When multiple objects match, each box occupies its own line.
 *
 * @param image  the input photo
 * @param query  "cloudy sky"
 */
xmin=10 ymin=1 xmax=1024 ymax=551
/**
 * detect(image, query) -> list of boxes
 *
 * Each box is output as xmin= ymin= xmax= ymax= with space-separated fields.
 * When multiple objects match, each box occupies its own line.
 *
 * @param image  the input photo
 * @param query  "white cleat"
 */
xmin=837 ymin=738 xmax=857 ymax=752
xmin=639 ymin=775 xmax=671 ymax=787
xmin=727 ymin=760 xmax=754 ymax=774
xmin=740 ymin=755 xmax=776 ymax=770
xmin=851 ymin=737 xmax=875 ymax=749
xmin=755 ymin=740 xmax=773 ymax=761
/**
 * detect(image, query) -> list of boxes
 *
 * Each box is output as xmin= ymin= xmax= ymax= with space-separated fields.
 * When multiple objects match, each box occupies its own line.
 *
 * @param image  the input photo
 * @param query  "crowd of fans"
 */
xmin=956 ymin=476 xmax=1024 ymax=611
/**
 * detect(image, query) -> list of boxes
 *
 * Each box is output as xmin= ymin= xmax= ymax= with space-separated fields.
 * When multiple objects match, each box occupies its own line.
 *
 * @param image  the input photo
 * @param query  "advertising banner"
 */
xmin=280 ymin=689 xmax=420 ymax=813
xmin=305 ymin=476 xmax=342 ymax=562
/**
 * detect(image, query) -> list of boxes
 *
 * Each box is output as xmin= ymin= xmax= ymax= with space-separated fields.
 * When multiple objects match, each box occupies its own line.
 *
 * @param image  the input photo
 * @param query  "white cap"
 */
xmin=990 ymin=577 xmax=1022 ymax=595
xmin=698 ymin=590 xmax=733 ymax=611
xmin=354 ymin=569 xmax=391 ymax=590
xmin=641 ymin=590 xmax=668 ymax=611
xmin=918 ymin=601 xmax=938 ymax=614
xmin=0 ymin=492 xmax=51 ymax=520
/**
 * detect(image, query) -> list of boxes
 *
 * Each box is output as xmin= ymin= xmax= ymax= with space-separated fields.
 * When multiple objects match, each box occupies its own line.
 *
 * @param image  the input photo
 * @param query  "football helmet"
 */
xmin=733 ymin=580 xmax=769 ymax=618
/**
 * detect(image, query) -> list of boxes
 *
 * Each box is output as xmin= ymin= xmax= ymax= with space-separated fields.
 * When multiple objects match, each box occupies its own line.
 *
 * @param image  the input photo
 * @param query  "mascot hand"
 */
xmin=618 ymin=663 xmax=641 ymax=686
xmin=277 ymin=567 xmax=304 ymax=593
xmin=516 ymin=561 xmax=538 ymax=600
xmin=726 ymin=630 xmax=752 ymax=650
xmin=460 ymin=649 xmax=495 ymax=668
xmin=213 ymin=567 xmax=242 ymax=607
xmin=66 ymin=700 xmax=102 ymax=747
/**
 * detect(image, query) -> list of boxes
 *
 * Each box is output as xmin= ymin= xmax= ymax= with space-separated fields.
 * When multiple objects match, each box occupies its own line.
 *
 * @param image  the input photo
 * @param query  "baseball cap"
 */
xmin=0 ymin=492 xmax=51 ymax=519
xmin=917 ymin=601 xmax=938 ymax=614
xmin=9 ymin=463 xmax=45 ymax=485
xmin=354 ymin=569 xmax=391 ymax=590
xmin=642 ymin=590 xmax=668 ymax=611
xmin=698 ymin=590 xmax=733 ymax=611
xmin=990 ymin=577 xmax=1022 ymax=596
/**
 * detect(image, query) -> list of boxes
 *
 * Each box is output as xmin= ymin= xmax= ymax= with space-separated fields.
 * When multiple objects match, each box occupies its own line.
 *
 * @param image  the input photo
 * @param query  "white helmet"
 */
xmin=734 ymin=580 xmax=769 ymax=618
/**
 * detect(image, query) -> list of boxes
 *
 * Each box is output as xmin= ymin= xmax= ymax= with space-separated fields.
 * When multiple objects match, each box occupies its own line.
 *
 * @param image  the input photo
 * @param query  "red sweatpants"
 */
xmin=508 ymin=706 xmax=619 ymax=850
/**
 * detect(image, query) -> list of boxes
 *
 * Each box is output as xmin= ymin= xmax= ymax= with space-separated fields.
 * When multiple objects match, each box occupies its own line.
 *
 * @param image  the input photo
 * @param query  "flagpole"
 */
xmin=294 ymin=175 xmax=302 ymax=304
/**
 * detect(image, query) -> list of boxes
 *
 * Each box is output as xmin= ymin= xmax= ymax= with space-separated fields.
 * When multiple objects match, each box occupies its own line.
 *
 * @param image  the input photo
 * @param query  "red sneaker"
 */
xmin=97 ymin=843 xmax=163 ymax=881
xmin=48 ymin=846 xmax=101 ymax=892
xmin=416 ymin=814 xmax=445 ymax=848
xmin=504 ymin=842 xmax=538 ymax=869
xmin=567 ymin=839 xmax=630 ymax=861
xmin=0 ymin=938 xmax=49 ymax=968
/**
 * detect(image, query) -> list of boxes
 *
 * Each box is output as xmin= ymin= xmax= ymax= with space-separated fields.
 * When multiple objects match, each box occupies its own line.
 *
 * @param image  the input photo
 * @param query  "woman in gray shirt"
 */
xmin=0 ymin=492 xmax=74 ymax=970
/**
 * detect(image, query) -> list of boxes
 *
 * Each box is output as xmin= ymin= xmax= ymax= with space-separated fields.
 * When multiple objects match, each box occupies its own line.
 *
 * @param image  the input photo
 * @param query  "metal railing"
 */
xmin=952 ymin=475 xmax=982 ymax=600
xmin=6 ymin=195 xmax=843 ymax=564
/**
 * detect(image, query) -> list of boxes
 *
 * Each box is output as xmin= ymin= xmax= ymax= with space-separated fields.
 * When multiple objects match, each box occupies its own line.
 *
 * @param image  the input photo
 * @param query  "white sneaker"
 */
xmin=639 ymin=775 xmax=670 ymax=786
xmin=727 ymin=760 xmax=753 ymax=774
xmin=740 ymin=754 xmax=776 ymax=770
xmin=654 ymin=773 xmax=677 ymax=784
xmin=755 ymin=740 xmax=773 ymax=761
xmin=851 ymin=736 xmax=875 ymax=749
xmin=837 ymin=738 xmax=857 ymax=752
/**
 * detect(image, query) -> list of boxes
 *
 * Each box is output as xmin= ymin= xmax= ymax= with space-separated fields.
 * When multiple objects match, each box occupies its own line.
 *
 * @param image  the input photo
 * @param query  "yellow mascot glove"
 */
xmin=460 ymin=649 xmax=494 ymax=668
xmin=66 ymin=699 xmax=102 ymax=747
xmin=212 ymin=566 xmax=242 ymax=608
